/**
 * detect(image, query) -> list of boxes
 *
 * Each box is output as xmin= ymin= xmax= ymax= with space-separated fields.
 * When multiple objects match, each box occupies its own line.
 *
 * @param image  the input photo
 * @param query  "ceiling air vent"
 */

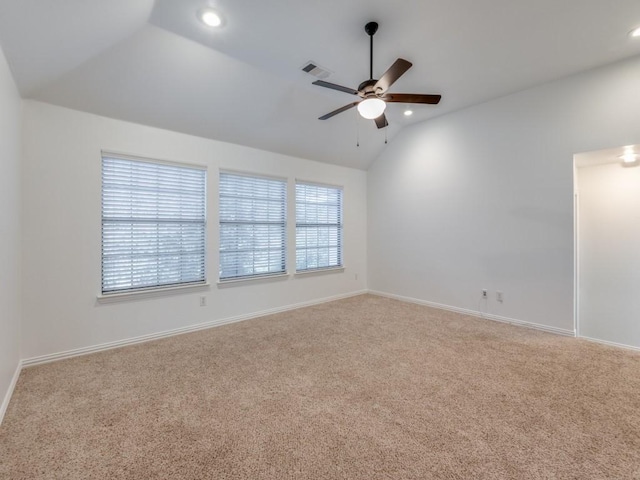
xmin=301 ymin=61 xmax=332 ymax=79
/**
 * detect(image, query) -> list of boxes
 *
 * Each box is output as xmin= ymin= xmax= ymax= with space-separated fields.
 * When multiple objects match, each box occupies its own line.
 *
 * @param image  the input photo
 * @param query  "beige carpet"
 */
xmin=1 ymin=295 xmax=639 ymax=479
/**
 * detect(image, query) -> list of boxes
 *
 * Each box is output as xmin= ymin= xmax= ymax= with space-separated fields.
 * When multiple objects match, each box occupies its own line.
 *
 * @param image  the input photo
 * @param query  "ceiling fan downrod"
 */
xmin=365 ymin=22 xmax=378 ymax=81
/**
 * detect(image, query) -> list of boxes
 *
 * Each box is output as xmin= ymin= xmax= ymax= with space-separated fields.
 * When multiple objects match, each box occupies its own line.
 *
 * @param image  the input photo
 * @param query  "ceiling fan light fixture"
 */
xmin=199 ymin=8 xmax=222 ymax=27
xmin=357 ymin=98 xmax=386 ymax=119
xmin=630 ymin=27 xmax=640 ymax=38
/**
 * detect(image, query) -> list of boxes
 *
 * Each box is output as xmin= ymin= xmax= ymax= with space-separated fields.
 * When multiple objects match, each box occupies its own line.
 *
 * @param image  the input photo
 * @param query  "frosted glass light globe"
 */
xmin=357 ymin=98 xmax=386 ymax=119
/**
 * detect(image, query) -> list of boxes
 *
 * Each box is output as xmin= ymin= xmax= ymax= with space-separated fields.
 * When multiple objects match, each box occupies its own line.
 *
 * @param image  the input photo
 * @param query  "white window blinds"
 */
xmin=219 ymin=172 xmax=287 ymax=280
xmin=296 ymin=182 xmax=343 ymax=271
xmin=101 ymin=155 xmax=206 ymax=294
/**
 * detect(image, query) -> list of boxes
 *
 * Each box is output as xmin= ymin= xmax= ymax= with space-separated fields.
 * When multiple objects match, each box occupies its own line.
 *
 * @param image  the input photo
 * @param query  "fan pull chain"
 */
xmin=385 ymin=127 xmax=388 ymax=144
xmin=356 ymin=111 xmax=360 ymax=147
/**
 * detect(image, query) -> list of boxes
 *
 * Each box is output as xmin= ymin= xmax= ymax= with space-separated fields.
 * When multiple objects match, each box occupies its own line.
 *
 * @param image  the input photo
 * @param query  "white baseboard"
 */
xmin=22 ymin=290 xmax=369 ymax=368
xmin=369 ymin=290 xmax=576 ymax=337
xmin=580 ymin=336 xmax=640 ymax=352
xmin=0 ymin=360 xmax=22 ymax=425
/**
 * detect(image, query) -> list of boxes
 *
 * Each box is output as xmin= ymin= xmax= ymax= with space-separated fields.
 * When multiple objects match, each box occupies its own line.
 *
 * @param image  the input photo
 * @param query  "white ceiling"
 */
xmin=2 ymin=0 xmax=640 ymax=170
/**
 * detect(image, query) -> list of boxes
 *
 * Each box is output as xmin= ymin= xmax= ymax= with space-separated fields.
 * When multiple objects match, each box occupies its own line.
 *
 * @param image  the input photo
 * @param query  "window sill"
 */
xmin=217 ymin=273 xmax=289 ymax=288
xmin=294 ymin=266 xmax=345 ymax=277
xmin=97 ymin=282 xmax=210 ymax=304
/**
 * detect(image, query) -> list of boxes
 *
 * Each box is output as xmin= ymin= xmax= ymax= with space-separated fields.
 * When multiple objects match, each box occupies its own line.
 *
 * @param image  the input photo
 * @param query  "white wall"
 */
xmin=368 ymin=55 xmax=640 ymax=332
xmin=21 ymin=101 xmax=367 ymax=360
xmin=0 ymin=45 xmax=22 ymax=411
xmin=577 ymin=162 xmax=640 ymax=348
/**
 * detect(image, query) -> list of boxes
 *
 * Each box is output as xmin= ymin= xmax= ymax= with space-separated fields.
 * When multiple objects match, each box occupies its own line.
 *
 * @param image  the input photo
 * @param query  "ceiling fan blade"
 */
xmin=312 ymin=80 xmax=359 ymax=96
xmin=374 ymin=114 xmax=389 ymax=129
xmin=374 ymin=58 xmax=412 ymax=93
xmin=382 ymin=93 xmax=442 ymax=104
xmin=319 ymin=102 xmax=359 ymax=120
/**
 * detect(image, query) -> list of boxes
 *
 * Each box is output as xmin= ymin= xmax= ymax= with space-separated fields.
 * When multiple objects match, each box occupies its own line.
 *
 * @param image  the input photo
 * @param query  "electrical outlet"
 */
xmin=496 ymin=291 xmax=504 ymax=303
xmin=199 ymin=296 xmax=206 ymax=307
xmin=482 ymin=289 xmax=488 ymax=299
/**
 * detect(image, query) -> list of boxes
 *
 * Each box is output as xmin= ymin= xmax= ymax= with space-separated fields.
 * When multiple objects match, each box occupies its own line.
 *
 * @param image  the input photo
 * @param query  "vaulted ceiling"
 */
xmin=1 ymin=0 xmax=640 ymax=169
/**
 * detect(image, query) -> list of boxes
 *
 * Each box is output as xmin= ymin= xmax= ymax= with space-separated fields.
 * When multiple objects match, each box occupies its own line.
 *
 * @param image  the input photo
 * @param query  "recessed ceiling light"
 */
xmin=404 ymin=110 xmax=413 ymax=116
xmin=619 ymin=153 xmax=639 ymax=164
xmin=199 ymin=9 xmax=222 ymax=27
xmin=629 ymin=26 xmax=640 ymax=38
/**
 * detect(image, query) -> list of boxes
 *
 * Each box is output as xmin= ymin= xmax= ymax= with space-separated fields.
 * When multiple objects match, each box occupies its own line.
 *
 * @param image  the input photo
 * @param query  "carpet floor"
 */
xmin=1 ymin=294 xmax=639 ymax=479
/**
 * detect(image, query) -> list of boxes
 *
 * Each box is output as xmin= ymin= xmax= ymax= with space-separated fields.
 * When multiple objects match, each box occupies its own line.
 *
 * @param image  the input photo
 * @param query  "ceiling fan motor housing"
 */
xmin=358 ymin=79 xmax=379 ymax=97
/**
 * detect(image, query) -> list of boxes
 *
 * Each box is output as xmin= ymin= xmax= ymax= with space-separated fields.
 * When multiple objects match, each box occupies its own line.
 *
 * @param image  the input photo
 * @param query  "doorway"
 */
xmin=574 ymin=145 xmax=640 ymax=350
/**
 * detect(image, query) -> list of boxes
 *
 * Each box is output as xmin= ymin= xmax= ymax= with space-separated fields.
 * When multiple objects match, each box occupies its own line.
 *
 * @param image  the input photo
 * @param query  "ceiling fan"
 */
xmin=313 ymin=21 xmax=442 ymax=129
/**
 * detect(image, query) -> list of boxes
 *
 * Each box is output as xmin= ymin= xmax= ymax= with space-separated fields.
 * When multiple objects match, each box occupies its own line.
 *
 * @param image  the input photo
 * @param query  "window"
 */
xmin=296 ymin=182 xmax=343 ymax=272
xmin=101 ymin=155 xmax=206 ymax=294
xmin=219 ymin=172 xmax=286 ymax=281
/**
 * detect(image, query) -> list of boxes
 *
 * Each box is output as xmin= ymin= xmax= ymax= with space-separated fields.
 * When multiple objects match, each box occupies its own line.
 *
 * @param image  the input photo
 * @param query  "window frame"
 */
xmin=218 ymin=169 xmax=288 ymax=283
xmin=100 ymin=151 xmax=208 ymax=297
xmin=295 ymin=180 xmax=344 ymax=273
